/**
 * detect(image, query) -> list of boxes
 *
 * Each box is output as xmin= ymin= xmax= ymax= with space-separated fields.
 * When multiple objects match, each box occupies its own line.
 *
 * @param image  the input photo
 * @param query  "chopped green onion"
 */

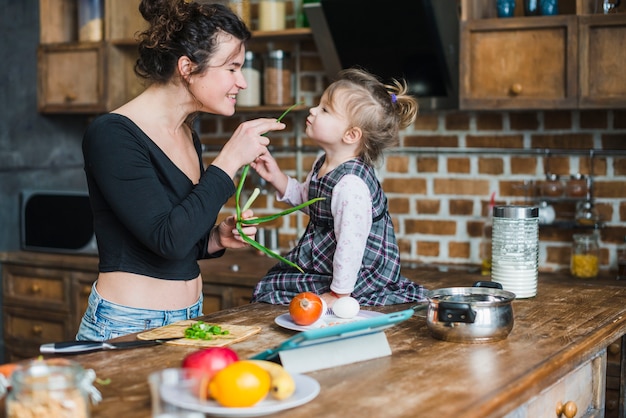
xmin=184 ymin=321 xmax=230 ymax=340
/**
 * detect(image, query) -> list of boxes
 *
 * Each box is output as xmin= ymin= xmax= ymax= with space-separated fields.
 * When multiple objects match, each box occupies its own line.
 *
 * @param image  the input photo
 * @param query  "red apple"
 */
xmin=182 ymin=347 xmax=239 ymax=379
xmin=182 ymin=347 xmax=239 ymax=400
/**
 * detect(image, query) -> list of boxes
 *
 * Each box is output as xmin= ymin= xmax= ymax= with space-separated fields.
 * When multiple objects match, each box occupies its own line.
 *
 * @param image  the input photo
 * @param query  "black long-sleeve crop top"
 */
xmin=82 ymin=113 xmax=235 ymax=280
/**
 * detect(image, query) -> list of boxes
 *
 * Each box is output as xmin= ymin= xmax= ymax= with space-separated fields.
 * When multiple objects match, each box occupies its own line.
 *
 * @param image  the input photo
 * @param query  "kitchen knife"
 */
xmin=40 ymin=338 xmax=180 ymax=354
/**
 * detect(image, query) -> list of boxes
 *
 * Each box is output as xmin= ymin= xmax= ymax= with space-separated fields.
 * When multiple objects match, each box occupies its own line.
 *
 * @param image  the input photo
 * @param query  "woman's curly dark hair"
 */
xmin=134 ymin=0 xmax=251 ymax=84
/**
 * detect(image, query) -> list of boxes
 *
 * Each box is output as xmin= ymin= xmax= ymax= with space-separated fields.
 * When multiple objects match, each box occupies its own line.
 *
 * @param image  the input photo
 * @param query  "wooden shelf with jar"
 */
xmin=459 ymin=0 xmax=626 ymax=110
xmin=37 ymin=0 xmax=314 ymax=114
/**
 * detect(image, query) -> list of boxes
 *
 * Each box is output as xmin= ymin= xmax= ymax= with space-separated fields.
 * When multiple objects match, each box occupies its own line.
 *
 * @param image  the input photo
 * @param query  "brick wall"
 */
xmin=199 ymin=40 xmax=626 ymax=275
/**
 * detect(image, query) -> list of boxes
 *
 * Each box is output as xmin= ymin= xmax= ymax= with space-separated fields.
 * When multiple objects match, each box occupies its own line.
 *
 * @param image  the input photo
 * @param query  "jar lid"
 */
xmin=245 ymin=51 xmax=257 ymax=60
xmin=267 ymin=50 xmax=290 ymax=59
xmin=493 ymin=205 xmax=538 ymax=219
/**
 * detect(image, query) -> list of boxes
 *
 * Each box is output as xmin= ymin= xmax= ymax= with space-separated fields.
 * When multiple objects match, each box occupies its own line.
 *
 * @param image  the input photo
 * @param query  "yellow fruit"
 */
xmin=245 ymin=360 xmax=296 ymax=400
xmin=208 ymin=361 xmax=271 ymax=407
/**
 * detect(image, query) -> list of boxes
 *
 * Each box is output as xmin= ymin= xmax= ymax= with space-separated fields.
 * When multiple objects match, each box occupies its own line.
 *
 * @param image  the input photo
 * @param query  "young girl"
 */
xmin=250 ymin=68 xmax=426 ymax=307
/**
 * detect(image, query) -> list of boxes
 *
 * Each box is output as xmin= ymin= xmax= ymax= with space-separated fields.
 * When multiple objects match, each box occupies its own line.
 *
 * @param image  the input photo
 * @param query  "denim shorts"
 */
xmin=76 ymin=281 xmax=203 ymax=341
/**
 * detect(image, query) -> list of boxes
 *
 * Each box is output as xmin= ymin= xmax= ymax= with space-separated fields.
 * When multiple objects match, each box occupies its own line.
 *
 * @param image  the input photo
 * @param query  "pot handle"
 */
xmin=473 ymin=281 xmax=503 ymax=290
xmin=438 ymin=302 xmax=477 ymax=324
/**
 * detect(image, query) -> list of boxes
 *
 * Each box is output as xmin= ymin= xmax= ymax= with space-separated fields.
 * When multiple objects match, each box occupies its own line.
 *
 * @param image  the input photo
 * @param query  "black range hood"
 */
xmin=304 ymin=0 xmax=460 ymax=111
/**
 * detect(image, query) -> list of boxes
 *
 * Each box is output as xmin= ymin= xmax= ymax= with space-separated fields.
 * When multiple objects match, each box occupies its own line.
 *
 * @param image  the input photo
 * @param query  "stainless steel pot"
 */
xmin=422 ymin=281 xmax=516 ymax=343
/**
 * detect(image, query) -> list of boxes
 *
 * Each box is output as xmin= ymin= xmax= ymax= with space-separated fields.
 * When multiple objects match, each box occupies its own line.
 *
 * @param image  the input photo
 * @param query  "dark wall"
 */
xmin=0 ymin=0 xmax=91 ymax=362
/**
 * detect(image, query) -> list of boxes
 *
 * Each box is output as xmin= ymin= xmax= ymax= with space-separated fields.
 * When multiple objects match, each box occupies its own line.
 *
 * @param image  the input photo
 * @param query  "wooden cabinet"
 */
xmin=37 ymin=0 xmax=146 ymax=114
xmin=37 ymin=0 xmax=314 ymax=114
xmin=505 ymin=352 xmax=606 ymax=417
xmin=460 ymin=0 xmax=626 ymax=110
xmin=606 ymin=336 xmax=625 ymax=418
xmin=0 ymin=250 xmax=275 ymax=362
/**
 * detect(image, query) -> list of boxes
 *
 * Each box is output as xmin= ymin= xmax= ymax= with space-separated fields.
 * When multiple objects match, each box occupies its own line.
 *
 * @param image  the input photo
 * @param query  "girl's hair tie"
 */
xmin=390 ymin=93 xmax=397 ymax=103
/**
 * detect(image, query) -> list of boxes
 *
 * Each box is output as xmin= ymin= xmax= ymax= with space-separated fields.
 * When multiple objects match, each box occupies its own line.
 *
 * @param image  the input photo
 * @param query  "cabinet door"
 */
xmin=579 ymin=14 xmax=626 ymax=108
xmin=72 ymin=271 xmax=97 ymax=333
xmin=37 ymin=43 xmax=106 ymax=113
xmin=460 ymin=16 xmax=578 ymax=110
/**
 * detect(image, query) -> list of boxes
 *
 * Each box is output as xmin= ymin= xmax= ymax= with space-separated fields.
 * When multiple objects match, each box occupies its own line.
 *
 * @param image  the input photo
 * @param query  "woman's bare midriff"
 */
xmin=95 ymin=272 xmax=203 ymax=310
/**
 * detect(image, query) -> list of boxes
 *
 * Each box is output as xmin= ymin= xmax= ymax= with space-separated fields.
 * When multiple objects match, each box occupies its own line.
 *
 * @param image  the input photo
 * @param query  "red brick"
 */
xmin=511 ymin=157 xmax=538 ymax=175
xmin=476 ymin=113 xmax=503 ymax=130
xmin=449 ymin=199 xmax=474 ymax=216
xmin=383 ymin=178 xmax=427 ymax=194
xmin=614 ymin=158 xmax=626 ymax=176
xmin=615 ymin=110 xmax=626 ymax=129
xmin=544 ymin=111 xmax=572 ymax=130
xmin=478 ymin=158 xmax=504 ymax=175
xmin=580 ymin=110 xmax=608 ymax=129
xmin=594 ymin=181 xmax=626 ymax=198
xmin=510 ymin=112 xmax=540 ymax=130
xmin=602 ymin=134 xmax=626 ymax=150
xmin=413 ymin=113 xmax=439 ymax=131
xmin=447 ymin=158 xmax=470 ymax=173
xmin=417 ymin=241 xmax=440 ymax=257
xmin=388 ymin=197 xmax=410 ymax=214
xmin=405 ymin=219 xmax=456 ymax=235
xmin=386 ymin=156 xmax=409 ymax=173
xmin=416 ymin=200 xmax=441 ymax=214
xmin=434 ymin=179 xmax=490 ymax=196
xmin=542 ymin=156 xmax=570 ymax=176
xmin=531 ymin=134 xmax=594 ymax=149
xmin=445 ymin=112 xmax=470 ymax=131
xmin=404 ymin=135 xmax=458 ymax=148
xmin=466 ymin=135 xmax=524 ymax=148
xmin=417 ymin=157 xmax=438 ymax=172
xmin=579 ymin=157 xmax=607 ymax=176
xmin=449 ymin=241 xmax=470 ymax=258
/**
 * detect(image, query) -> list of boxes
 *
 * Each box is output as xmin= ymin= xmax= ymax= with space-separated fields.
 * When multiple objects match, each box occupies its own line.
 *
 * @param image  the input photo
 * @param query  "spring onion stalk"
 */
xmin=242 ymin=188 xmax=261 ymax=213
xmin=234 ymin=102 xmax=324 ymax=272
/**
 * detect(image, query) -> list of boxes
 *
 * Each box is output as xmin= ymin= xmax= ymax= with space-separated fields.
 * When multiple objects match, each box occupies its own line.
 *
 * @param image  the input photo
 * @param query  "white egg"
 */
xmin=332 ymin=297 xmax=360 ymax=319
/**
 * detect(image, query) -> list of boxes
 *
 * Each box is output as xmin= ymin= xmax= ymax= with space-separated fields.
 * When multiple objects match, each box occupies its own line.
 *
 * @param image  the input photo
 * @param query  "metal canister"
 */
xmin=490 ymin=205 xmax=539 ymax=298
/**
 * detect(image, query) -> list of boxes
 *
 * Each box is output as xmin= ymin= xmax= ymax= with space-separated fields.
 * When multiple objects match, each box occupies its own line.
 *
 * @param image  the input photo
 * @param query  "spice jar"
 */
xmin=78 ymin=0 xmax=103 ymax=42
xmin=541 ymin=173 xmax=563 ymax=198
xmin=264 ymin=50 xmax=292 ymax=106
xmin=238 ymin=51 xmax=262 ymax=107
xmin=571 ymin=233 xmax=600 ymax=279
xmin=491 ymin=205 xmax=539 ymax=298
xmin=228 ymin=0 xmax=251 ymax=27
xmin=5 ymin=359 xmax=100 ymax=418
xmin=566 ymin=173 xmax=588 ymax=198
xmin=259 ymin=0 xmax=287 ymax=31
xmin=575 ymin=200 xmax=600 ymax=226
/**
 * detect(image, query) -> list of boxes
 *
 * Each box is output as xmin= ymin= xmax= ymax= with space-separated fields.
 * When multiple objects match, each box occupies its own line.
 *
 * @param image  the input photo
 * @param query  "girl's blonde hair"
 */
xmin=324 ymin=67 xmax=418 ymax=166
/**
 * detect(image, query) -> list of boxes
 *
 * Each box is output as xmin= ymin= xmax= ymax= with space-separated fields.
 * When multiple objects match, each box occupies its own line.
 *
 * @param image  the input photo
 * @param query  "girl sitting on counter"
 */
xmin=250 ymin=68 xmax=427 ymax=308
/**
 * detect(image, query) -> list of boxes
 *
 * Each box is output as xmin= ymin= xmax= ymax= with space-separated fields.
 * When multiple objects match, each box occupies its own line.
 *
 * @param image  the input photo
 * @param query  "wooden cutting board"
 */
xmin=137 ymin=319 xmax=262 ymax=347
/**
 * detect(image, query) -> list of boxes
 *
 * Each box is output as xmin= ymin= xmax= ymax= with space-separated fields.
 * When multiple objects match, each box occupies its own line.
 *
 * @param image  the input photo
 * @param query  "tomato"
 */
xmin=209 ymin=361 xmax=271 ymax=407
xmin=289 ymin=292 xmax=324 ymax=325
xmin=182 ymin=347 xmax=239 ymax=400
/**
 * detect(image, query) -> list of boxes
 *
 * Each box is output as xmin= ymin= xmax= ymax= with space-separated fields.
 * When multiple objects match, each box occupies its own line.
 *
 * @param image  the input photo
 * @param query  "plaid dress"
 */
xmin=251 ymin=156 xmax=426 ymax=306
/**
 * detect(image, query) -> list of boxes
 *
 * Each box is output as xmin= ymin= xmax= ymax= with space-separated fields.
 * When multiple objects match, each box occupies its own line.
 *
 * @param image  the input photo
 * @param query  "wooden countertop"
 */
xmin=19 ymin=271 xmax=626 ymax=418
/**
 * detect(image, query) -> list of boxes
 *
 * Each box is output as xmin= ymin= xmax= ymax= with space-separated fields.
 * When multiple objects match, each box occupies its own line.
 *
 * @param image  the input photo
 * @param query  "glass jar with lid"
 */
xmin=264 ymin=50 xmax=292 ymax=106
xmin=570 ymin=233 xmax=600 ymax=279
xmin=541 ymin=173 xmax=563 ymax=198
xmin=4 ymin=358 xmax=100 ymax=418
xmin=259 ymin=0 xmax=287 ymax=31
xmin=238 ymin=51 xmax=262 ymax=107
xmin=565 ymin=173 xmax=588 ymax=198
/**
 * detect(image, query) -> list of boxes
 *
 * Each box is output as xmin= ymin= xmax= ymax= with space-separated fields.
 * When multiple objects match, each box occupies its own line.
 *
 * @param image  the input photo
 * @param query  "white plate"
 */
xmin=274 ymin=310 xmax=384 ymax=331
xmin=160 ymin=373 xmax=320 ymax=417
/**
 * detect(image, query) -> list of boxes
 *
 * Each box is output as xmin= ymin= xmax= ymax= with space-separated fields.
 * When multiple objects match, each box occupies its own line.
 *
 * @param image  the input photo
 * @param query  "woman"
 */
xmin=76 ymin=0 xmax=285 ymax=340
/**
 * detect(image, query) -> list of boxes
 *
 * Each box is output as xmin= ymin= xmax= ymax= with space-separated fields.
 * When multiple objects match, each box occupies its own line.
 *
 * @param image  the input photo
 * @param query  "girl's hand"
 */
xmin=208 ymin=210 xmax=257 ymax=253
xmin=212 ymin=118 xmax=286 ymax=179
xmin=251 ymin=153 xmax=289 ymax=195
